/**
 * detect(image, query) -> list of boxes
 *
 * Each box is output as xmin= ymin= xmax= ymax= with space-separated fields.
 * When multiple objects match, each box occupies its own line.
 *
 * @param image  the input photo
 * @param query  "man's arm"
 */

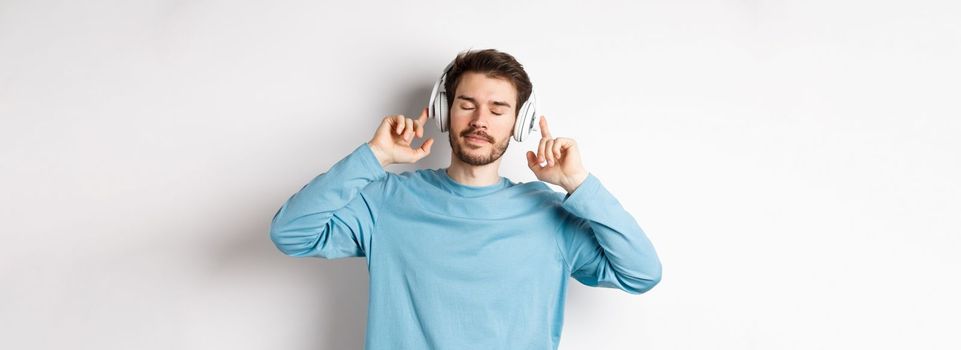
xmin=269 ymin=143 xmax=387 ymax=259
xmin=555 ymin=173 xmax=663 ymax=295
xmin=270 ymin=108 xmax=433 ymax=258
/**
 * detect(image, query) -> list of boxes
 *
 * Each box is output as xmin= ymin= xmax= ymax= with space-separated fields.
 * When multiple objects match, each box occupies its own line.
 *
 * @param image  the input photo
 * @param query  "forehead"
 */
xmin=454 ymin=71 xmax=518 ymax=105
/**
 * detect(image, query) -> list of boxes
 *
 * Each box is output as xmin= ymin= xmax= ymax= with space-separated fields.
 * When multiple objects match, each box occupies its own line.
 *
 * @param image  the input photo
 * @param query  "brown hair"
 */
xmin=444 ymin=49 xmax=533 ymax=116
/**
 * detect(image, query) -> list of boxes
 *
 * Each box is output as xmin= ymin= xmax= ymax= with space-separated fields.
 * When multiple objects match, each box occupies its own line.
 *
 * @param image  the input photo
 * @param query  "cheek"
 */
xmin=498 ymin=116 xmax=516 ymax=134
xmin=448 ymin=111 xmax=468 ymax=128
xmin=451 ymin=110 xmax=467 ymax=120
xmin=499 ymin=120 xmax=515 ymax=136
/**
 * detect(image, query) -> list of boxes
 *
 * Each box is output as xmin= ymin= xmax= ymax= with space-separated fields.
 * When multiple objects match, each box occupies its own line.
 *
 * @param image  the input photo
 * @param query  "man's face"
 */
xmin=448 ymin=71 xmax=518 ymax=166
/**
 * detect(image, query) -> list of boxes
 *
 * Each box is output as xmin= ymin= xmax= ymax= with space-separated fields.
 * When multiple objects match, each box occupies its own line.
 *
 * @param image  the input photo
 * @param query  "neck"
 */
xmin=446 ymin=155 xmax=503 ymax=187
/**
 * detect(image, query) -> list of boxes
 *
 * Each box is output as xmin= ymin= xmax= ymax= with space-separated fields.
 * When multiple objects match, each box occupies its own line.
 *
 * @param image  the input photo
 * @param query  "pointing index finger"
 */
xmin=417 ymin=106 xmax=428 ymax=124
xmin=539 ymin=116 xmax=551 ymax=139
xmin=415 ymin=106 xmax=428 ymax=138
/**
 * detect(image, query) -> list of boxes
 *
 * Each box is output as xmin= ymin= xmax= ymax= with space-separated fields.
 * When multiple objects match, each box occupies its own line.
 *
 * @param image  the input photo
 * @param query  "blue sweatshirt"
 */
xmin=269 ymin=143 xmax=662 ymax=350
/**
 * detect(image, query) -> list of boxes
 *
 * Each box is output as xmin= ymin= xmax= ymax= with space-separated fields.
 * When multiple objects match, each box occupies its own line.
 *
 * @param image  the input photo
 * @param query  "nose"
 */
xmin=468 ymin=119 xmax=486 ymax=130
xmin=468 ymin=109 xmax=492 ymax=130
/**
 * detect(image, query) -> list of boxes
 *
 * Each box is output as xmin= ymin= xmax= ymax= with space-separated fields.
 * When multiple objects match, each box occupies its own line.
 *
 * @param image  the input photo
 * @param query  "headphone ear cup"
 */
xmin=429 ymin=61 xmax=455 ymax=134
xmin=513 ymin=103 xmax=528 ymax=142
xmin=513 ymin=91 xmax=537 ymax=142
xmin=438 ymin=94 xmax=448 ymax=132
xmin=428 ymin=77 xmax=443 ymax=133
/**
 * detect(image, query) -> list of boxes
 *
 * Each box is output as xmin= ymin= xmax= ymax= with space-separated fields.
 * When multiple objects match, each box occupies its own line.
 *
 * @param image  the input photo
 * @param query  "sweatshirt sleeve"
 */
xmin=269 ymin=143 xmax=388 ymax=259
xmin=555 ymin=173 xmax=663 ymax=295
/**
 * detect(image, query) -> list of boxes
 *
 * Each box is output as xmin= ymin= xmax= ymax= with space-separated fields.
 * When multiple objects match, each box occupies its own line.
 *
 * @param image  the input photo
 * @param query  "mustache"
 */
xmin=460 ymin=130 xmax=492 ymax=143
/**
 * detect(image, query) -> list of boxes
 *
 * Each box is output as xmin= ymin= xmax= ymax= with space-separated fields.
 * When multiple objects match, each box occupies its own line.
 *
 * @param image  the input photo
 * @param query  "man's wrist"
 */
xmin=367 ymin=142 xmax=392 ymax=168
xmin=561 ymin=172 xmax=589 ymax=194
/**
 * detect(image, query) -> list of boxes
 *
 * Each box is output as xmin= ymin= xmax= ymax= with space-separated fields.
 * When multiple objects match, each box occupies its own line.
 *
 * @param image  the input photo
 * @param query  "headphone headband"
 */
xmin=427 ymin=59 xmax=539 ymax=142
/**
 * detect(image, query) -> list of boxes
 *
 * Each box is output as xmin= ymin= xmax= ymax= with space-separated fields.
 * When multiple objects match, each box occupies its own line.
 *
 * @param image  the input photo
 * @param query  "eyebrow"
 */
xmin=456 ymin=95 xmax=512 ymax=109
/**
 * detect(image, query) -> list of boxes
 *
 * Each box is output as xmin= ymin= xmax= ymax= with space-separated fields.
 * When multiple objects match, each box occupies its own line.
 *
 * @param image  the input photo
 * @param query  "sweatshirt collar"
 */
xmin=431 ymin=168 xmax=510 ymax=197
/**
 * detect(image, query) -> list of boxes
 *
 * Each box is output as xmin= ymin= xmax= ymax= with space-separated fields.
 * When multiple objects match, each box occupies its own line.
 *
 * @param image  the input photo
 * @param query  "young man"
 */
xmin=269 ymin=49 xmax=662 ymax=350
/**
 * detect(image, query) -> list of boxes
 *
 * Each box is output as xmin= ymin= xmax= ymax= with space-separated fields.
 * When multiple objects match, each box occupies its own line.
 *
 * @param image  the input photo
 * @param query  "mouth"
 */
xmin=464 ymin=134 xmax=490 ymax=144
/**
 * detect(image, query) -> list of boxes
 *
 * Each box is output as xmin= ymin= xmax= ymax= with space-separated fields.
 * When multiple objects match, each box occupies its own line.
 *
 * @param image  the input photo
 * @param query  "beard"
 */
xmin=449 ymin=128 xmax=511 ymax=166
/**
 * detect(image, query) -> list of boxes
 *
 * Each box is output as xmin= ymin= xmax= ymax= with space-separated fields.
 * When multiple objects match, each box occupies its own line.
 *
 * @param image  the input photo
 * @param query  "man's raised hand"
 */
xmin=368 ymin=107 xmax=434 ymax=167
xmin=525 ymin=116 xmax=589 ymax=193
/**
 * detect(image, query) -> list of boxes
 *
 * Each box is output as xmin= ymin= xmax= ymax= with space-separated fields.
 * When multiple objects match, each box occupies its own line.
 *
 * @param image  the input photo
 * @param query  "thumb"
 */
xmin=416 ymin=137 xmax=434 ymax=158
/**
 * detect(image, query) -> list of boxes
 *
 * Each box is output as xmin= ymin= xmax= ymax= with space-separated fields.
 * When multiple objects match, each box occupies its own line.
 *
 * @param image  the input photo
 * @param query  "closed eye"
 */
xmin=460 ymin=106 xmax=502 ymax=116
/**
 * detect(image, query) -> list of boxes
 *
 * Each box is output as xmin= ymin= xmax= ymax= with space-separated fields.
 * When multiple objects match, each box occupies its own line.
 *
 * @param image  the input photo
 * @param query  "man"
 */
xmin=269 ymin=49 xmax=662 ymax=350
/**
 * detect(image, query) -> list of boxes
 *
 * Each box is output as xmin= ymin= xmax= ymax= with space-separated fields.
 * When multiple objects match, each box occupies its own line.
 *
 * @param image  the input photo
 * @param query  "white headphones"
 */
xmin=427 ymin=60 xmax=539 ymax=142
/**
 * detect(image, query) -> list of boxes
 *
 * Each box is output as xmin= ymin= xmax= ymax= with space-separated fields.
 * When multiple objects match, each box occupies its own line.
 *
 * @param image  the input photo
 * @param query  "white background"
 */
xmin=2 ymin=0 xmax=959 ymax=349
